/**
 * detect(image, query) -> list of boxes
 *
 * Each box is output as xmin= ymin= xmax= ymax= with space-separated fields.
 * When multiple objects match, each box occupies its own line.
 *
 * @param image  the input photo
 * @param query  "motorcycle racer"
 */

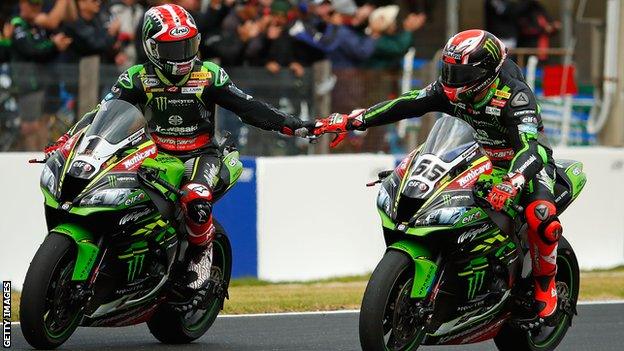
xmin=313 ymin=30 xmax=563 ymax=327
xmin=45 ymin=4 xmax=312 ymax=308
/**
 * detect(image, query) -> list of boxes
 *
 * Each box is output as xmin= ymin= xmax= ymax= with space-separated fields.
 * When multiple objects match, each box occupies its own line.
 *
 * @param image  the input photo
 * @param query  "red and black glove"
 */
xmin=313 ymin=109 xmax=365 ymax=148
xmin=43 ymin=133 xmax=70 ymax=158
xmin=486 ymin=173 xmax=524 ymax=211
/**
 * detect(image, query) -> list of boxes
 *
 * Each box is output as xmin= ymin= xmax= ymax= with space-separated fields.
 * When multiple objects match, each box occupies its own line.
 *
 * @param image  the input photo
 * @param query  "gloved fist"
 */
xmin=44 ymin=133 xmax=70 ymax=158
xmin=486 ymin=181 xmax=517 ymax=211
xmin=313 ymin=109 xmax=365 ymax=148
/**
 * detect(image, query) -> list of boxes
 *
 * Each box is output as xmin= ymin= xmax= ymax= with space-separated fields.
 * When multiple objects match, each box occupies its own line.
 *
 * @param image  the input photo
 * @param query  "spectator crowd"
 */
xmin=0 ymin=0 xmax=428 ymax=150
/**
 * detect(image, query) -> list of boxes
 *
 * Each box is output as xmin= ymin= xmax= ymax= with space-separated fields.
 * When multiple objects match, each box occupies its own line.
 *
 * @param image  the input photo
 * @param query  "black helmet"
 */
xmin=440 ymin=30 xmax=507 ymax=102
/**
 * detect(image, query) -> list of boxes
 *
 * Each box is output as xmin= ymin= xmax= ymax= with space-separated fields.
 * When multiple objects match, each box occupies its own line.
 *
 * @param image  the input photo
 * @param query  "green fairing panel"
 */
xmin=222 ymin=151 xmax=243 ymax=188
xmin=42 ymin=188 xmax=59 ymax=209
xmin=51 ymin=223 xmax=99 ymax=281
xmin=153 ymin=153 xmax=185 ymax=187
xmin=563 ymin=161 xmax=587 ymax=199
xmin=388 ymin=240 xmax=437 ymax=298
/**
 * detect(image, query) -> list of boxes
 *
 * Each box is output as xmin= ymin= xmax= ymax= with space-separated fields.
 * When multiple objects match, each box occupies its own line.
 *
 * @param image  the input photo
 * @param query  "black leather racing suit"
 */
xmin=360 ymin=59 xmax=556 ymax=206
xmin=71 ymin=59 xmax=308 ymax=196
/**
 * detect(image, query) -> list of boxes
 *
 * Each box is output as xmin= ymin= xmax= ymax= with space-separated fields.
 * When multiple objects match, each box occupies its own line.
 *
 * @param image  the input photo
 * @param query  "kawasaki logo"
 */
xmin=122 ymin=146 xmax=157 ymax=169
xmin=458 ymin=224 xmax=490 ymax=244
xmin=119 ymin=208 xmax=152 ymax=226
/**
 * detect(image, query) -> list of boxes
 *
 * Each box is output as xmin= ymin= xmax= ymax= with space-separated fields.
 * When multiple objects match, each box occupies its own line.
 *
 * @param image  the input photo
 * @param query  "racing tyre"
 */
xmin=494 ymin=236 xmax=580 ymax=351
xmin=20 ymin=233 xmax=83 ymax=349
xmin=148 ymin=222 xmax=232 ymax=344
xmin=360 ymin=250 xmax=427 ymax=351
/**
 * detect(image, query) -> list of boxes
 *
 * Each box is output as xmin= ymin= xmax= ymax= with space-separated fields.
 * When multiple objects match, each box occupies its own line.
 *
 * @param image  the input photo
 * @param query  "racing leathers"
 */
xmin=343 ymin=59 xmax=562 ymax=321
xmin=65 ymin=59 xmax=310 ymax=292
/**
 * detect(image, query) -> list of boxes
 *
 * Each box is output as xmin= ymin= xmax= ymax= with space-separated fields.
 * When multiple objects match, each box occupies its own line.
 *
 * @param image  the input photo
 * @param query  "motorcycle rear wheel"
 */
xmin=359 ymin=250 xmax=427 ymax=351
xmin=494 ymin=236 xmax=579 ymax=351
xmin=20 ymin=233 xmax=83 ymax=349
xmin=148 ymin=222 xmax=232 ymax=344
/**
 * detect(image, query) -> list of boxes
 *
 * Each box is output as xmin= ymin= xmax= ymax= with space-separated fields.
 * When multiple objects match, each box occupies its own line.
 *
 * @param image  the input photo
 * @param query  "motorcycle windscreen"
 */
xmin=69 ymin=100 xmax=147 ymax=179
xmin=402 ymin=116 xmax=478 ymax=199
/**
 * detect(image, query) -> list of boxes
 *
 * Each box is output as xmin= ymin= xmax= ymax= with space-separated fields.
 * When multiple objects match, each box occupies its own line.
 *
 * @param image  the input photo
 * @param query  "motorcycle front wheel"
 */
xmin=20 ymin=233 xmax=84 ymax=349
xmin=359 ymin=250 xmax=428 ymax=351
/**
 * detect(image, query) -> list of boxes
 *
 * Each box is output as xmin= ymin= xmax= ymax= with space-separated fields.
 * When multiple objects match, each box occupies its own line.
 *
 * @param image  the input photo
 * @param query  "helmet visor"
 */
xmin=441 ymin=62 xmax=489 ymax=88
xmin=153 ymin=35 xmax=200 ymax=61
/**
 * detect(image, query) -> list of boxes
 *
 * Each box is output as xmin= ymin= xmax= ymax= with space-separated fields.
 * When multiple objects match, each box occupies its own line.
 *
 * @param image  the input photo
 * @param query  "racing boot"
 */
xmin=526 ymin=200 xmax=563 ymax=327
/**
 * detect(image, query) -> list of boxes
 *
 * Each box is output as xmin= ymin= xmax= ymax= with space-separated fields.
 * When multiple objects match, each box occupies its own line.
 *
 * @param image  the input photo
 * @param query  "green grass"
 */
xmin=9 ymin=268 xmax=624 ymax=321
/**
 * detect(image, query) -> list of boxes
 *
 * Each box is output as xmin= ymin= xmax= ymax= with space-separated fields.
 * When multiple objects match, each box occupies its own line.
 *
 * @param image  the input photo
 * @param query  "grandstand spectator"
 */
xmin=0 ymin=22 xmax=12 ymax=63
xmin=60 ymin=0 xmax=120 ymax=63
xmin=11 ymin=0 xmax=72 ymax=151
xmin=290 ymin=0 xmax=375 ymax=68
xmin=484 ymin=0 xmax=529 ymax=49
xmin=109 ymin=0 xmax=144 ymax=69
xmin=365 ymin=6 xmax=425 ymax=69
xmin=216 ymin=3 xmax=266 ymax=66
xmin=197 ymin=0 xmax=236 ymax=60
xmin=35 ymin=0 xmax=78 ymax=31
xmin=516 ymin=0 xmax=560 ymax=61
xmin=264 ymin=0 xmax=305 ymax=77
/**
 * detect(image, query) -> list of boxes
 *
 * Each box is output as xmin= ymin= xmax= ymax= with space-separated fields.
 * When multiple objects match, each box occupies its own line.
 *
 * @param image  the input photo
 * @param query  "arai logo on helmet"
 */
xmin=169 ymin=26 xmax=190 ymax=37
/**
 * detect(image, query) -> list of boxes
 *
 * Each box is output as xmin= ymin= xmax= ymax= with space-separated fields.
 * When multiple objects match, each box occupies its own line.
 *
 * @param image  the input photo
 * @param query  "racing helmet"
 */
xmin=142 ymin=4 xmax=200 ymax=76
xmin=440 ymin=30 xmax=507 ymax=102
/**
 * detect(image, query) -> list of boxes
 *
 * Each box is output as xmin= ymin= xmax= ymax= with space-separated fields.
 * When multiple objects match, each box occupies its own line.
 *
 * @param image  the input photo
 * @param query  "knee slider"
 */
xmin=526 ymin=200 xmax=560 ymax=244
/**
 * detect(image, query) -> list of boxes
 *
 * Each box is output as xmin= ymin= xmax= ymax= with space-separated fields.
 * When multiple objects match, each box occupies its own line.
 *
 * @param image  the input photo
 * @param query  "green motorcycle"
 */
xmin=359 ymin=116 xmax=586 ymax=351
xmin=20 ymin=100 xmax=242 ymax=349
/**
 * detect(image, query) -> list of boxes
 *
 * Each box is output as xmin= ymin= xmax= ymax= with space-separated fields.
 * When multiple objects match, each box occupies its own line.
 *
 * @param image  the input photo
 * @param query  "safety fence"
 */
xmin=2 ymin=148 xmax=623 ymax=290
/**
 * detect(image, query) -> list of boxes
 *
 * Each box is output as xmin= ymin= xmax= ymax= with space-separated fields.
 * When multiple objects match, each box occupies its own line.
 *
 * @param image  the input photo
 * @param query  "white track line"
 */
xmin=7 ymin=300 xmax=624 ymax=325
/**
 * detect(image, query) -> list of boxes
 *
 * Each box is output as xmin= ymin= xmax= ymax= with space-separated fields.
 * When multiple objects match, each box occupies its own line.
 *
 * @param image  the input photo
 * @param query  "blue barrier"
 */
xmin=213 ymin=157 xmax=258 ymax=278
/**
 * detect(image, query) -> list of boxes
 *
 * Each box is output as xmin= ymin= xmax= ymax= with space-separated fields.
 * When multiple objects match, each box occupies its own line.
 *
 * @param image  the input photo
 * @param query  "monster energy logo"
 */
xmin=155 ymin=97 xmax=167 ymax=110
xmin=127 ymin=254 xmax=145 ymax=282
xmin=467 ymin=270 xmax=485 ymax=299
xmin=108 ymin=175 xmax=117 ymax=187
xmin=143 ymin=18 xmax=154 ymax=40
xmin=483 ymin=38 xmax=499 ymax=59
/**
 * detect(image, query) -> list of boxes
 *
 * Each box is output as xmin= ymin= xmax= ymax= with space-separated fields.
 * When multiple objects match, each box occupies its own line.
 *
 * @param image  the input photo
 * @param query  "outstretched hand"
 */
xmin=312 ymin=109 xmax=365 ymax=148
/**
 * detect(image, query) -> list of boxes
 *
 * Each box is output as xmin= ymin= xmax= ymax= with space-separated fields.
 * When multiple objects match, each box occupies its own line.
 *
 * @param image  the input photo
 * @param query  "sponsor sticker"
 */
xmin=511 ymin=92 xmax=530 ymax=107
xmin=455 ymin=160 xmax=493 ymax=188
xmin=490 ymin=98 xmax=506 ymax=107
xmin=166 ymin=86 xmax=179 ymax=93
xmin=191 ymin=72 xmax=211 ymax=80
xmin=181 ymin=86 xmax=202 ymax=94
xmin=186 ymin=79 xmax=209 ymax=87
xmin=494 ymin=89 xmax=511 ymax=99
xmin=485 ymin=106 xmax=501 ymax=116
xmin=142 ymin=77 xmax=160 ymax=87
xmin=169 ymin=26 xmax=190 ymax=37
xmin=122 ymin=145 xmax=157 ymax=170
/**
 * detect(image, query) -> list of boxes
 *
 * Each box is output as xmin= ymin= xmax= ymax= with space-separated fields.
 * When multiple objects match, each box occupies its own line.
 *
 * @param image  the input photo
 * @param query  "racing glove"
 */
xmin=486 ymin=173 xmax=524 ymax=211
xmin=313 ymin=109 xmax=365 ymax=148
xmin=44 ymin=133 xmax=70 ymax=158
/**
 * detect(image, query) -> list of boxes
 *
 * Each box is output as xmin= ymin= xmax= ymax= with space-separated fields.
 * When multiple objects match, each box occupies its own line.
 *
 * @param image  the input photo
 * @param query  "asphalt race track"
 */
xmin=9 ymin=302 xmax=624 ymax=350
